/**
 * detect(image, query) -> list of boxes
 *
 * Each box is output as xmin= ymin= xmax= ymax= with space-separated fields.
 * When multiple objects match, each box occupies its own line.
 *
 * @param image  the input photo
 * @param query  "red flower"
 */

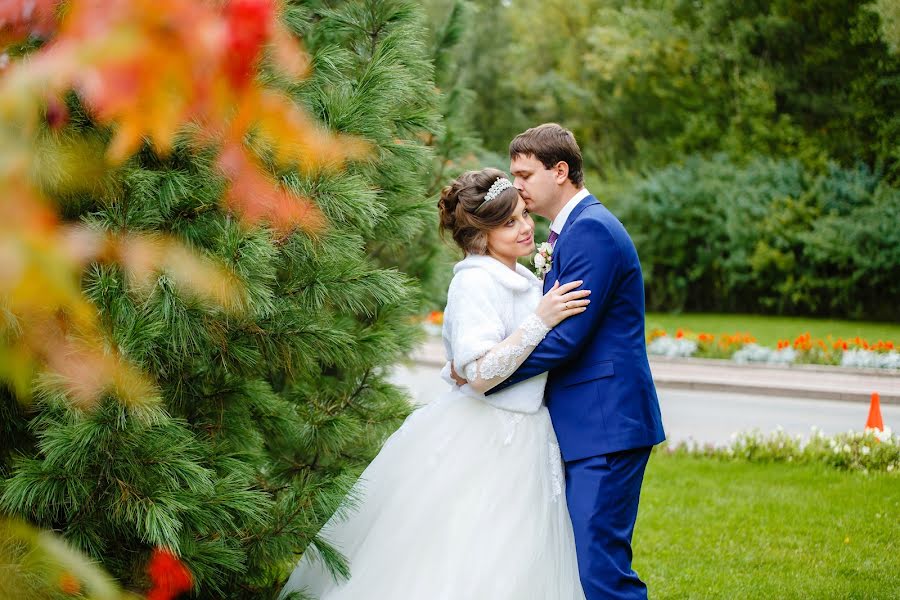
xmin=675 ymin=328 xmax=684 ymax=339
xmin=147 ymin=548 xmax=193 ymax=600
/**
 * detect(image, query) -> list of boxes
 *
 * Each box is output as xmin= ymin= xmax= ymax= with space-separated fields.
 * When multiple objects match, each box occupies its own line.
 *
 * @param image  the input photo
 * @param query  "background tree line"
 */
xmin=422 ymin=0 xmax=900 ymax=319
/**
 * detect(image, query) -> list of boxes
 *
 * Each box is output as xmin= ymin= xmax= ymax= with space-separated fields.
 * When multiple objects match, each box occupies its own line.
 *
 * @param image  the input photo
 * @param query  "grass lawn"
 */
xmin=645 ymin=313 xmax=900 ymax=348
xmin=633 ymin=454 xmax=900 ymax=599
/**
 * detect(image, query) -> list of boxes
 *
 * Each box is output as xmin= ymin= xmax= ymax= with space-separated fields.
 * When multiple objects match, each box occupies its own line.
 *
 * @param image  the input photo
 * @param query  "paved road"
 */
xmin=388 ymin=363 xmax=900 ymax=446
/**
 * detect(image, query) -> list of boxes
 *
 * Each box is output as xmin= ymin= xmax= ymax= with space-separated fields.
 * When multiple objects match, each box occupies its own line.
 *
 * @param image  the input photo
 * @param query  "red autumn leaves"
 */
xmin=224 ymin=0 xmax=274 ymax=89
xmin=55 ymin=548 xmax=191 ymax=599
xmin=147 ymin=548 xmax=193 ymax=600
xmin=4 ymin=0 xmax=364 ymax=231
xmin=1 ymin=0 xmax=366 ymax=407
xmin=0 ymin=0 xmax=58 ymax=46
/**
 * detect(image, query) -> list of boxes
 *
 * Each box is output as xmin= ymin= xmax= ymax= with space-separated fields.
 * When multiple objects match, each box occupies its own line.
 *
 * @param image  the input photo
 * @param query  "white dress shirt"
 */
xmin=549 ymin=187 xmax=591 ymax=237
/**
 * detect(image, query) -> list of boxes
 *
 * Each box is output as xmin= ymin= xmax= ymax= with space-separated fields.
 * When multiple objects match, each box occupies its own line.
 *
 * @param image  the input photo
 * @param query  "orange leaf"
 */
xmin=217 ymin=143 xmax=325 ymax=234
xmin=270 ymin=22 xmax=310 ymax=79
xmin=0 ymin=0 xmax=58 ymax=46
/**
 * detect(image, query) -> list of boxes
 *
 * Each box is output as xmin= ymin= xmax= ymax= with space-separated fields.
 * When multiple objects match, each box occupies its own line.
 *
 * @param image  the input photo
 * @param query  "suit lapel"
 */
xmin=542 ymin=195 xmax=599 ymax=291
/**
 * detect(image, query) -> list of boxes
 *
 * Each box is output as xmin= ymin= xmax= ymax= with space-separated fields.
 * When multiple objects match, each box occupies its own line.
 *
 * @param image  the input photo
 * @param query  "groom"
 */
xmin=480 ymin=123 xmax=665 ymax=598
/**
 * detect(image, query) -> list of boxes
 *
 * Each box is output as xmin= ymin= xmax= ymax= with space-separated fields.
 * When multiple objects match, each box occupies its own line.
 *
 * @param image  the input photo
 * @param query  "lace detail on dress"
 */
xmin=520 ymin=313 xmax=552 ymax=346
xmin=548 ymin=440 xmax=563 ymax=501
xmin=475 ymin=314 xmax=550 ymax=380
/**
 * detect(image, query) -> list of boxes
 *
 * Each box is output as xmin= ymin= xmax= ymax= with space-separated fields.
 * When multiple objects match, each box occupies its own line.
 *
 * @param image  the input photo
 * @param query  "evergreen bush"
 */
xmin=1 ymin=1 xmax=443 ymax=596
xmin=617 ymin=155 xmax=900 ymax=319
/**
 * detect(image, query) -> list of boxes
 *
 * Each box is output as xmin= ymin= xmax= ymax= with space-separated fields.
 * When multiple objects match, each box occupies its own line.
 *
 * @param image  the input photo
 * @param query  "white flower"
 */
xmin=533 ymin=242 xmax=553 ymax=277
xmin=647 ymin=336 xmax=697 ymax=358
xmin=842 ymin=444 xmax=852 ymax=453
xmin=875 ymin=427 xmax=893 ymax=443
xmin=861 ymin=446 xmax=871 ymax=455
xmin=888 ymin=464 xmax=895 ymax=472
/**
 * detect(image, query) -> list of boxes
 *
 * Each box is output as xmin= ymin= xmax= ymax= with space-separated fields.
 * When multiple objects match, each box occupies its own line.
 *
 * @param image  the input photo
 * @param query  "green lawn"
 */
xmin=633 ymin=454 xmax=900 ymax=599
xmin=646 ymin=313 xmax=900 ymax=347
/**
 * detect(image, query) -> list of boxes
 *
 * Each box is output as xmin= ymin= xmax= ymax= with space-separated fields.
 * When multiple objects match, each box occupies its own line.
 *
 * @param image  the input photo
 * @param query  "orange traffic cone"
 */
xmin=866 ymin=392 xmax=884 ymax=432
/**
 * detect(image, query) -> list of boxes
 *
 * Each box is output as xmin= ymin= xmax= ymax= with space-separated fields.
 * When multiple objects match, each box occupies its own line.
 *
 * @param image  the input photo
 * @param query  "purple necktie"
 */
xmin=547 ymin=230 xmax=558 ymax=247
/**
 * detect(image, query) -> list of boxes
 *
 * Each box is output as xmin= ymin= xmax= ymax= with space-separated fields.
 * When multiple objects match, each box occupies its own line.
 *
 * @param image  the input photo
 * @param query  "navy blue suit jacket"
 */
xmin=488 ymin=195 xmax=665 ymax=461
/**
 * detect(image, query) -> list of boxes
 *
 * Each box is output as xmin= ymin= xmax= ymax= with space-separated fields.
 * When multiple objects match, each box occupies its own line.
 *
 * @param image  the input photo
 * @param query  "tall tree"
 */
xmin=1 ymin=1 xmax=442 ymax=598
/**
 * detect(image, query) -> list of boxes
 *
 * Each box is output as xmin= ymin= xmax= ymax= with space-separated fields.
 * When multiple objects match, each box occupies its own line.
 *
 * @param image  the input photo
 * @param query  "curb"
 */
xmin=651 ymin=356 xmax=900 ymax=378
xmin=648 ymin=379 xmax=899 ymax=405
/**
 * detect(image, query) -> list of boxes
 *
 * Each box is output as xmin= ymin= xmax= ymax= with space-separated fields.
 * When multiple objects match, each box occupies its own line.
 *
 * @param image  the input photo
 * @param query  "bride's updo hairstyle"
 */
xmin=437 ymin=167 xmax=520 ymax=255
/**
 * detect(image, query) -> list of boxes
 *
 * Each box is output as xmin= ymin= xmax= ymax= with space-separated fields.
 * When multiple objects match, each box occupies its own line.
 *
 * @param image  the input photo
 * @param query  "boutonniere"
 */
xmin=533 ymin=242 xmax=553 ymax=277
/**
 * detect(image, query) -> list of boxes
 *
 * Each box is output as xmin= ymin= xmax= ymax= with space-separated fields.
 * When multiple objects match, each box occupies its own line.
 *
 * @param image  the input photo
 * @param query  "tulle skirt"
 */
xmin=280 ymin=388 xmax=585 ymax=600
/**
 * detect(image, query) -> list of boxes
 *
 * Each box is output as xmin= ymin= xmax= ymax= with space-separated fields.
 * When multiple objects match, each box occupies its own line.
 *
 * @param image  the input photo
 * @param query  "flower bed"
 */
xmin=419 ymin=315 xmax=898 ymax=370
xmin=648 ymin=328 xmax=899 ymax=370
xmin=421 ymin=310 xmax=444 ymax=337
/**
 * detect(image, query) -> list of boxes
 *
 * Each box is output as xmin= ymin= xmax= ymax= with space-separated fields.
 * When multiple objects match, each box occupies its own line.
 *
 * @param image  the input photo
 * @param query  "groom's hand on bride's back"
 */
xmin=450 ymin=364 xmax=468 ymax=386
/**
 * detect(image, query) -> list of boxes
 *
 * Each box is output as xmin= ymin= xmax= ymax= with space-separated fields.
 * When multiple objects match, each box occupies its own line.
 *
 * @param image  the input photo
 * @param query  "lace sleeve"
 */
xmin=462 ymin=313 xmax=551 ymax=393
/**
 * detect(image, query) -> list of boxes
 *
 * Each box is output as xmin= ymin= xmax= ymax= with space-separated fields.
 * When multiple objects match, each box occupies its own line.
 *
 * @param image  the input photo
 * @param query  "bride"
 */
xmin=280 ymin=167 xmax=592 ymax=600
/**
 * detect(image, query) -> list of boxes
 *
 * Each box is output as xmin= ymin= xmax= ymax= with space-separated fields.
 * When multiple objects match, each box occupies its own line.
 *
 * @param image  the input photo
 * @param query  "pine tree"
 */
xmin=1 ymin=0 xmax=442 ymax=597
xmin=388 ymin=0 xmax=490 ymax=308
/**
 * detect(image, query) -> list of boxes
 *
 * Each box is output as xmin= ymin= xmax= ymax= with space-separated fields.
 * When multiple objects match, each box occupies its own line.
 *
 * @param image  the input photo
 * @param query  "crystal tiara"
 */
xmin=482 ymin=177 xmax=514 ymax=204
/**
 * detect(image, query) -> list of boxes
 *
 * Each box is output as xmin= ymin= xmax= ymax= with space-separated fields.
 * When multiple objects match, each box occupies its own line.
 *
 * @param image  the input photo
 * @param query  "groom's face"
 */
xmin=510 ymin=153 xmax=558 ymax=218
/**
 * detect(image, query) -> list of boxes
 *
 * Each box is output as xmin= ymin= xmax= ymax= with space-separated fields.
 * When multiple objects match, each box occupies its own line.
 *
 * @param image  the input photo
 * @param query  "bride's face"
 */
xmin=486 ymin=197 xmax=535 ymax=261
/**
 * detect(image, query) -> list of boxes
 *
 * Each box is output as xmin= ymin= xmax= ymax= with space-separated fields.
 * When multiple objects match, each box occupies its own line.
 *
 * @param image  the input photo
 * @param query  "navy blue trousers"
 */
xmin=565 ymin=446 xmax=652 ymax=600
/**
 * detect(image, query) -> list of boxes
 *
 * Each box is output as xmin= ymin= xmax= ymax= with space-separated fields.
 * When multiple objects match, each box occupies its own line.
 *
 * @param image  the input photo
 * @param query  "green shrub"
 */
xmin=617 ymin=156 xmax=900 ymax=318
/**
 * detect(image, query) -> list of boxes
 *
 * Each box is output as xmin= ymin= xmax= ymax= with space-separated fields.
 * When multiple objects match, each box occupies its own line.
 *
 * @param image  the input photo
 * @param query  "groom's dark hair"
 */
xmin=509 ymin=123 xmax=584 ymax=186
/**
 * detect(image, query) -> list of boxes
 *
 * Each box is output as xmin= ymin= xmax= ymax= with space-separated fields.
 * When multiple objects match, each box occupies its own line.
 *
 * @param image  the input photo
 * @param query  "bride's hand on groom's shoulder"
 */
xmin=536 ymin=280 xmax=591 ymax=328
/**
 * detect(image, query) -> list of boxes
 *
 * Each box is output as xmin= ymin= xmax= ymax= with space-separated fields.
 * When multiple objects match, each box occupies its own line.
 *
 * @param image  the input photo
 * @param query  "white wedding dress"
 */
xmin=280 ymin=255 xmax=585 ymax=600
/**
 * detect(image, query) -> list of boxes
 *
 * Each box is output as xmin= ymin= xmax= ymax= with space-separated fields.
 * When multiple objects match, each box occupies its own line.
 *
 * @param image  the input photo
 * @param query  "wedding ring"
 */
xmin=566 ymin=301 xmax=571 ymax=309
